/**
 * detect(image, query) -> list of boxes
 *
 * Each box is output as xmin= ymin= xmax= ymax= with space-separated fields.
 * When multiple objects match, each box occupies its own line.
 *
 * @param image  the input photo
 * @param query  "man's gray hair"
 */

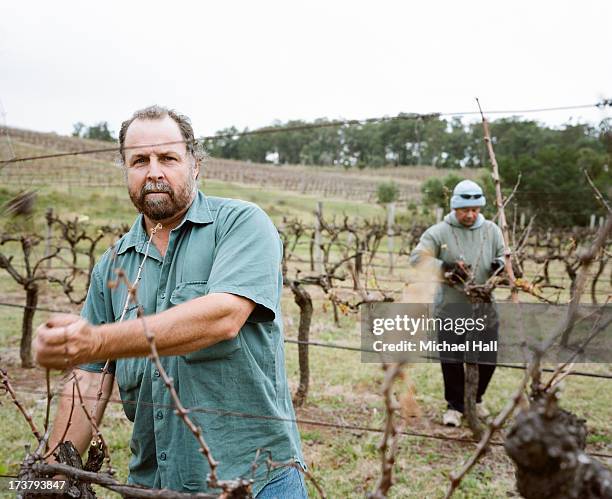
xmin=118 ymin=105 xmax=206 ymax=165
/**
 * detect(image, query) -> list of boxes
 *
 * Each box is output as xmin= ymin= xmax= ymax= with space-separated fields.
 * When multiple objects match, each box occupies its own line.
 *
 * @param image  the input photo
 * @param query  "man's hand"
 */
xmin=441 ymin=260 xmax=470 ymax=285
xmin=34 ymin=314 xmax=99 ymax=369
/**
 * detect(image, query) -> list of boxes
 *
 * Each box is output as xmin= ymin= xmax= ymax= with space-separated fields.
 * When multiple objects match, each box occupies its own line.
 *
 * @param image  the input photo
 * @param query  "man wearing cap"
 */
xmin=410 ymin=180 xmax=504 ymax=427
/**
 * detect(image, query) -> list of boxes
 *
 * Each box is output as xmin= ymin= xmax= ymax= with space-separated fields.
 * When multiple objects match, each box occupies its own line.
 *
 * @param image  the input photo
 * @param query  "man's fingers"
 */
xmin=34 ymin=334 xmax=68 ymax=356
xmin=34 ymin=342 xmax=73 ymax=369
xmin=37 ymin=318 xmax=88 ymax=346
xmin=35 ymin=319 xmax=94 ymax=369
xmin=45 ymin=313 xmax=81 ymax=328
xmin=38 ymin=343 xmax=70 ymax=357
xmin=36 ymin=326 xmax=69 ymax=346
xmin=34 ymin=336 xmax=75 ymax=369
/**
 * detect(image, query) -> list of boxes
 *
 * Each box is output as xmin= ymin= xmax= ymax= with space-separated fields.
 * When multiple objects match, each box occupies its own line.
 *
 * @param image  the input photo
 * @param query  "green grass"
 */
xmin=202 ymin=179 xmax=387 ymax=222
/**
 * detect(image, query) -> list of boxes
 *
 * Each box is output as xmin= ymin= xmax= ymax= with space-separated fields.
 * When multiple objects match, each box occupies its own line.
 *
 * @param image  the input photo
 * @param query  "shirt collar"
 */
xmin=116 ymin=190 xmax=214 ymax=255
xmin=180 ymin=190 xmax=214 ymax=226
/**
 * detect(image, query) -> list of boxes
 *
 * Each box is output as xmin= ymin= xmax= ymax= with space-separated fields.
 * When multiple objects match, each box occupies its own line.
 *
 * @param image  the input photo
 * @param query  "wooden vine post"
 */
xmin=477 ymin=99 xmax=519 ymax=303
xmin=463 ymin=101 xmax=521 ymax=439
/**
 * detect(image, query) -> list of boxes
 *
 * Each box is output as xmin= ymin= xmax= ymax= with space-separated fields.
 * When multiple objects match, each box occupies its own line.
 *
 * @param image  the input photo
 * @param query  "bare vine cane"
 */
xmin=368 ymin=362 xmax=407 ymax=499
xmin=135 ymin=306 xmax=253 ymax=497
xmin=490 ymin=173 xmax=522 ymax=226
xmin=43 ymin=369 xmax=51 ymax=451
xmin=557 ymin=215 xmax=611 ymax=348
xmin=584 ymin=169 xmax=611 ymax=214
xmin=72 ymin=371 xmax=113 ymax=474
xmin=0 ymin=367 xmax=42 ymax=441
xmin=34 ymin=367 xmax=73 ymax=459
xmin=43 ymin=212 xmax=114 ymax=305
xmin=89 ymin=223 xmax=162 ymax=436
xmin=250 ymin=449 xmax=326 ymax=499
xmin=543 ymin=299 xmax=611 ymax=392
xmin=31 ymin=461 xmax=220 ymax=498
xmin=476 ymin=98 xmax=520 ymax=305
xmin=43 ymin=380 xmax=76 ymax=460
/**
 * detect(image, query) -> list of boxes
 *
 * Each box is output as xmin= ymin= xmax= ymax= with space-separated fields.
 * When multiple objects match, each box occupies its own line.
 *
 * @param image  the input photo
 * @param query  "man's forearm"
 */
xmin=92 ymin=292 xmax=254 ymax=363
xmin=48 ymin=370 xmax=113 ymax=459
xmin=410 ymin=249 xmax=443 ymax=270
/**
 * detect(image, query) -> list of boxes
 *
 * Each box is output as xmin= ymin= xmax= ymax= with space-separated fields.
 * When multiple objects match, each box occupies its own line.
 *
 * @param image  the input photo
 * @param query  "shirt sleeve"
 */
xmin=78 ymin=265 xmax=116 ymax=375
xmin=410 ymin=227 xmax=443 ymax=270
xmin=207 ymin=203 xmax=282 ymax=323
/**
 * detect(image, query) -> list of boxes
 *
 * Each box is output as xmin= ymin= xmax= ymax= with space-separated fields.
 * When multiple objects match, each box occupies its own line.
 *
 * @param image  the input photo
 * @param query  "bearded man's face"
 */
xmin=123 ymin=116 xmax=199 ymax=221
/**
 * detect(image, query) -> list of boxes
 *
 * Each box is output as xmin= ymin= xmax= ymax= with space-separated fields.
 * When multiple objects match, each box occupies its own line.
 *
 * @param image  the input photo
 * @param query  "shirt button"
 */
xmin=156 ymin=410 xmax=164 ymax=420
xmin=160 ymin=292 xmax=166 ymax=300
xmin=154 ymin=370 xmax=160 ymax=378
xmin=159 ymin=452 xmax=167 ymax=461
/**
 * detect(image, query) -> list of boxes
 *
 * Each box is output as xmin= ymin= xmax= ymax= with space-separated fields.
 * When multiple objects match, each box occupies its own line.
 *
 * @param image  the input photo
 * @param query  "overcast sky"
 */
xmin=1 ymin=0 xmax=610 ymax=138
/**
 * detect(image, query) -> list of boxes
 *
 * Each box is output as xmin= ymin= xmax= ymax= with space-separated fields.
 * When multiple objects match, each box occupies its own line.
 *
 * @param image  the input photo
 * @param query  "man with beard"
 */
xmin=34 ymin=106 xmax=306 ymax=497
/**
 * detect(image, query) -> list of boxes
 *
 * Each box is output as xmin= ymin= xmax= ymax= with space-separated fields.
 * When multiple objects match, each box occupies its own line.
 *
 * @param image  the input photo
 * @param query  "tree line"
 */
xmin=206 ymin=115 xmax=610 ymax=169
xmin=207 ymin=115 xmax=611 ymax=226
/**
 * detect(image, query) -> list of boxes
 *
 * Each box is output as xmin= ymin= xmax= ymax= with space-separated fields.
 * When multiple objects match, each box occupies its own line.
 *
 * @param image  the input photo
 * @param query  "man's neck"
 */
xmin=143 ymin=209 xmax=186 ymax=234
xmin=142 ymin=194 xmax=196 ymax=256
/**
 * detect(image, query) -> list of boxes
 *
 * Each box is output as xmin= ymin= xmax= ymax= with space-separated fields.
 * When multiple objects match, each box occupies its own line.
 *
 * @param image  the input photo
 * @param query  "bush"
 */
xmin=420 ymin=173 xmax=463 ymax=209
xmin=376 ymin=181 xmax=399 ymax=204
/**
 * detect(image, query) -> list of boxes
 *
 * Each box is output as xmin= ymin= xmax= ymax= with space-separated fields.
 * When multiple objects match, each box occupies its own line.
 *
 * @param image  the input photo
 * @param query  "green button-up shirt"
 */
xmin=80 ymin=191 xmax=304 ymax=495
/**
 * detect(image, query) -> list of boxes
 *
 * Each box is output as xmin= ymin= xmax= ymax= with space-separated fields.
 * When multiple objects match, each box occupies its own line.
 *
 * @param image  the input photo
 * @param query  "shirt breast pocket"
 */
xmin=115 ymin=357 xmax=145 ymax=422
xmin=113 ymin=308 xmax=145 ymax=421
xmin=170 ymin=280 xmax=242 ymax=362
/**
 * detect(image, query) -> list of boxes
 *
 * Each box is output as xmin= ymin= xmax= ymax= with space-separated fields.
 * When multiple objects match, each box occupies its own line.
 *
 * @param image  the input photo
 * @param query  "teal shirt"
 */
xmin=80 ymin=191 xmax=304 ymax=495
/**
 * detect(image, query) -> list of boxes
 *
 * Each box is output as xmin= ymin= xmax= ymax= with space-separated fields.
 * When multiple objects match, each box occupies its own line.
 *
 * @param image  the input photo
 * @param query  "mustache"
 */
xmin=141 ymin=182 xmax=173 ymax=196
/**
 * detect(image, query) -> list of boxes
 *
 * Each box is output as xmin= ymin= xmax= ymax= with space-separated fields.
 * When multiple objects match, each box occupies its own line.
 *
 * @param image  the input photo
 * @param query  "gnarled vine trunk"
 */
xmin=20 ymin=284 xmax=38 ymax=368
xmin=464 ymin=363 xmax=483 ymax=439
xmin=505 ymin=396 xmax=612 ymax=499
xmin=290 ymin=281 xmax=313 ymax=407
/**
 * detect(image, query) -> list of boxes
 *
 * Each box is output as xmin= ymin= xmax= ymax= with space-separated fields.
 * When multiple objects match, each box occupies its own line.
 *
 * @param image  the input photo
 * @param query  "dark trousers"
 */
xmin=436 ymin=303 xmax=499 ymax=413
xmin=441 ymin=361 xmax=496 ymax=413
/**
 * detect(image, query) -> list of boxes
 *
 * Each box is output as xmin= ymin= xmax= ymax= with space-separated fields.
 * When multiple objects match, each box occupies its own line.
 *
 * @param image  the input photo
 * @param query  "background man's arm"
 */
xmin=47 ymin=368 xmax=114 ymax=459
xmin=410 ymin=229 xmax=443 ymax=271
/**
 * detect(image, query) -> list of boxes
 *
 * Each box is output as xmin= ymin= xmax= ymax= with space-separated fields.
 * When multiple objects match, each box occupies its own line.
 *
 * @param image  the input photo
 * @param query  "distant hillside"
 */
xmin=0 ymin=126 xmax=482 ymax=202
